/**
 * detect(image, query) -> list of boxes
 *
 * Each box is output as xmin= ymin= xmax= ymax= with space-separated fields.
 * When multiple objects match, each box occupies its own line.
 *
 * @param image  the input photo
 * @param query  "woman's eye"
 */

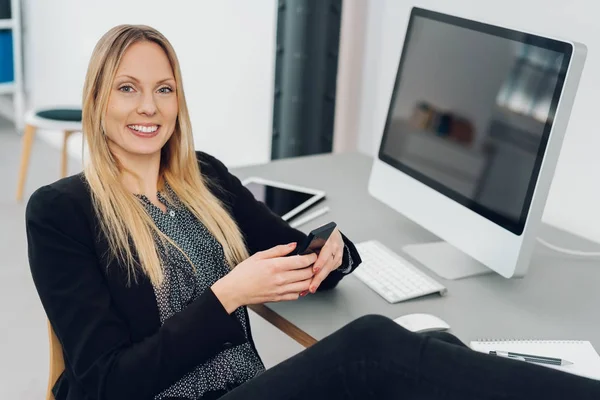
xmin=119 ymin=85 xmax=134 ymax=93
xmin=158 ymin=86 xmax=173 ymax=94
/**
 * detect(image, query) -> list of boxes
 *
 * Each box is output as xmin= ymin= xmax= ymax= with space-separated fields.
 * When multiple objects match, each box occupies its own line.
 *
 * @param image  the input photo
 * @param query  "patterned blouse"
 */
xmin=137 ymin=185 xmax=265 ymax=399
xmin=137 ymin=183 xmax=354 ymax=399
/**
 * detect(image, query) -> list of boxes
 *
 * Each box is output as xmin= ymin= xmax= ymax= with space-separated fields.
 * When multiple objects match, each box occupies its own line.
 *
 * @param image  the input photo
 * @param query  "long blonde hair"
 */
xmin=82 ymin=24 xmax=249 ymax=286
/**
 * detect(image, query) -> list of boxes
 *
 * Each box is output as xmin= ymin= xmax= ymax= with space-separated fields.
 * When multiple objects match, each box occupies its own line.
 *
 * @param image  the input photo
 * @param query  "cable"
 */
xmin=536 ymin=237 xmax=600 ymax=257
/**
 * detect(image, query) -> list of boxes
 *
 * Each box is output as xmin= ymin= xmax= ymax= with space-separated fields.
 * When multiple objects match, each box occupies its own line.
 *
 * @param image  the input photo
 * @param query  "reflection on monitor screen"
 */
xmin=379 ymin=15 xmax=569 ymax=234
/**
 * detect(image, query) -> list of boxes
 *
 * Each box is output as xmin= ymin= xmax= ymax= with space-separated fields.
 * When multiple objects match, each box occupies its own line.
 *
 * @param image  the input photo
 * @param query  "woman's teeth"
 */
xmin=128 ymin=125 xmax=158 ymax=133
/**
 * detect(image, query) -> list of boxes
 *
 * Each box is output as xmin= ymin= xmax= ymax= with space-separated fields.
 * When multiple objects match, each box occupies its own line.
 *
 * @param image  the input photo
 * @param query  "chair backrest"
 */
xmin=46 ymin=320 xmax=65 ymax=400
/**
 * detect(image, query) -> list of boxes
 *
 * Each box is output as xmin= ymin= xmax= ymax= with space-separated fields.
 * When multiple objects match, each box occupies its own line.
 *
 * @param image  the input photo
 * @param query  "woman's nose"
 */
xmin=136 ymin=92 xmax=157 ymax=116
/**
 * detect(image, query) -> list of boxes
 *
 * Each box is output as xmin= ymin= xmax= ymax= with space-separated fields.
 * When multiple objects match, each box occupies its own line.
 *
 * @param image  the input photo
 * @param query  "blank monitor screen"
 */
xmin=379 ymin=9 xmax=572 ymax=234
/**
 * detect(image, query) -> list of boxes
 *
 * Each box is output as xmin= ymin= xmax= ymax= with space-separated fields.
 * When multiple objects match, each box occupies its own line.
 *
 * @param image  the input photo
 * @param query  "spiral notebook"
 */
xmin=470 ymin=339 xmax=600 ymax=380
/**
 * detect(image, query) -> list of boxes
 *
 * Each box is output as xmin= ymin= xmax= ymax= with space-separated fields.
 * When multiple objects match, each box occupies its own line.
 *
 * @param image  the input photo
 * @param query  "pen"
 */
xmin=489 ymin=351 xmax=573 ymax=366
xmin=289 ymin=206 xmax=330 ymax=229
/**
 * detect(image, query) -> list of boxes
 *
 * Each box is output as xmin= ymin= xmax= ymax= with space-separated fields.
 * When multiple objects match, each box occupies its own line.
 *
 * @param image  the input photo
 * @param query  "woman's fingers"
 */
xmin=278 ymin=278 xmax=312 ymax=298
xmin=279 ymin=266 xmax=315 ymax=285
xmin=309 ymin=248 xmax=343 ymax=293
xmin=271 ymin=252 xmax=318 ymax=271
xmin=254 ymin=242 xmax=298 ymax=260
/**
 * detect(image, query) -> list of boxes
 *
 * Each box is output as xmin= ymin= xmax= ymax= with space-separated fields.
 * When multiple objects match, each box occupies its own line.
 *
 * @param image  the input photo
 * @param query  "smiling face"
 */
xmin=104 ymin=40 xmax=178 ymax=162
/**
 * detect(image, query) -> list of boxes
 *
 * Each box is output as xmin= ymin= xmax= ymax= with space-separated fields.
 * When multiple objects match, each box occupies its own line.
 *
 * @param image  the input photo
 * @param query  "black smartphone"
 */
xmin=294 ymin=221 xmax=337 ymax=256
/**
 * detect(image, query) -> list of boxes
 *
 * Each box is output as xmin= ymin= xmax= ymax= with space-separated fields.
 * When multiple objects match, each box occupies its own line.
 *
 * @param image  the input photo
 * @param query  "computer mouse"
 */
xmin=393 ymin=313 xmax=450 ymax=333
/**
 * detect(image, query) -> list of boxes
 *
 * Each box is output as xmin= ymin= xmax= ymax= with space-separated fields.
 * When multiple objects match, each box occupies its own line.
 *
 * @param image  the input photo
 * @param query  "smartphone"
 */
xmin=294 ymin=221 xmax=337 ymax=256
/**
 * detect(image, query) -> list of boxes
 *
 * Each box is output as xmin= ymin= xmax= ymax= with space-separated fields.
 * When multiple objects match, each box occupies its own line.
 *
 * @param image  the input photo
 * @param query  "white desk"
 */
xmin=233 ymin=152 xmax=600 ymax=349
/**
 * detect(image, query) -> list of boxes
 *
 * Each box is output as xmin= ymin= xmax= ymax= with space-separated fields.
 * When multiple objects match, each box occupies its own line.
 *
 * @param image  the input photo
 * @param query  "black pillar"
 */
xmin=271 ymin=0 xmax=342 ymax=160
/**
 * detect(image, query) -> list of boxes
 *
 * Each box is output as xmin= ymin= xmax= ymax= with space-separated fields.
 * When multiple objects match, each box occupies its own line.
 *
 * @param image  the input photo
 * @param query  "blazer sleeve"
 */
xmin=26 ymin=185 xmax=248 ymax=400
xmin=199 ymin=152 xmax=362 ymax=290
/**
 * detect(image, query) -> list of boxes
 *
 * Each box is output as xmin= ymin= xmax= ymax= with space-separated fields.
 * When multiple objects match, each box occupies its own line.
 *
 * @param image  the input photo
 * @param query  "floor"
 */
xmin=0 ymin=117 xmax=303 ymax=398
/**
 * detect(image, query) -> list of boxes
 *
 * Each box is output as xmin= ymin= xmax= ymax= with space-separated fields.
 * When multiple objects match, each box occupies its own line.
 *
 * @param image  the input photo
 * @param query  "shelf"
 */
xmin=0 ymin=19 xmax=13 ymax=29
xmin=0 ymin=82 xmax=15 ymax=94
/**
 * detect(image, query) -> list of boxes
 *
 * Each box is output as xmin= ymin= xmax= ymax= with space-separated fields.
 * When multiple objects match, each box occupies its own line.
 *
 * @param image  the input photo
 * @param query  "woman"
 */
xmin=26 ymin=25 xmax=600 ymax=400
xmin=26 ymin=24 xmax=360 ymax=400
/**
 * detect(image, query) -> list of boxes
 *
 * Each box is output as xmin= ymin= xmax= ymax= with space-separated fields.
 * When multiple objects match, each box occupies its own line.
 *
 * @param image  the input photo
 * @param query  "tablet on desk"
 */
xmin=242 ymin=177 xmax=326 ymax=221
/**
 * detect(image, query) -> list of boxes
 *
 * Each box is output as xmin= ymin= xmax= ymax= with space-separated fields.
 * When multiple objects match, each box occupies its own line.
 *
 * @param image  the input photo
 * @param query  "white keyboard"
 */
xmin=353 ymin=240 xmax=447 ymax=303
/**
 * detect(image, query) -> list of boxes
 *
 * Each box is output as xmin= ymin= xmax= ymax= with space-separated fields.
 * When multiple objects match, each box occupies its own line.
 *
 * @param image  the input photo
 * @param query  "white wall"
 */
xmin=336 ymin=0 xmax=600 ymax=244
xmin=332 ymin=0 xmax=368 ymax=153
xmin=22 ymin=0 xmax=277 ymax=167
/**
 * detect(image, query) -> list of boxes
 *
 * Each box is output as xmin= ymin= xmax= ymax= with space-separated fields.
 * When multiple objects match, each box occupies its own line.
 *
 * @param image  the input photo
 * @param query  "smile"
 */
xmin=127 ymin=124 xmax=159 ymax=133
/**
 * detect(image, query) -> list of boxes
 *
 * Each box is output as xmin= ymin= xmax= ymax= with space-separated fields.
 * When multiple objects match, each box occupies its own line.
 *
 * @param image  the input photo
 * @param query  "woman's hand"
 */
xmin=211 ymin=242 xmax=317 ymax=313
xmin=305 ymin=228 xmax=344 ymax=295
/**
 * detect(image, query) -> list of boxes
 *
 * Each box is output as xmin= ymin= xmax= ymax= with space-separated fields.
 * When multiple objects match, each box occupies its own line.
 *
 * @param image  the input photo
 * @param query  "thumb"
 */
xmin=254 ymin=242 xmax=297 ymax=259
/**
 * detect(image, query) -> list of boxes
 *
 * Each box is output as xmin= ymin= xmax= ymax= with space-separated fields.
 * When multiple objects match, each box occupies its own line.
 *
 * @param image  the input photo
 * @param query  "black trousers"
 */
xmin=220 ymin=314 xmax=600 ymax=400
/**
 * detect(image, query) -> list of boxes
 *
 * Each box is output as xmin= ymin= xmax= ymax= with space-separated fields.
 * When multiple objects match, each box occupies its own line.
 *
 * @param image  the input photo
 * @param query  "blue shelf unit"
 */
xmin=0 ymin=29 xmax=14 ymax=83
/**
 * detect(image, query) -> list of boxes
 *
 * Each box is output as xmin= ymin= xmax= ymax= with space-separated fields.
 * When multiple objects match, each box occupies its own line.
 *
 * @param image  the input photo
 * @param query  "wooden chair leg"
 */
xmin=46 ymin=320 xmax=65 ymax=400
xmin=61 ymin=131 xmax=74 ymax=178
xmin=16 ymin=124 xmax=36 ymax=202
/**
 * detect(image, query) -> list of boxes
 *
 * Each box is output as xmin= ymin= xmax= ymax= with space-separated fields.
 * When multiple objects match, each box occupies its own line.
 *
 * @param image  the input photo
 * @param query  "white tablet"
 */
xmin=241 ymin=177 xmax=326 ymax=221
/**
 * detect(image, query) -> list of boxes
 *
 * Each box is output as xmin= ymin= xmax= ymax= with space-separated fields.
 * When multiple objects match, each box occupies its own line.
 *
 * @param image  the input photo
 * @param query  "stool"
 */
xmin=16 ymin=108 xmax=82 ymax=201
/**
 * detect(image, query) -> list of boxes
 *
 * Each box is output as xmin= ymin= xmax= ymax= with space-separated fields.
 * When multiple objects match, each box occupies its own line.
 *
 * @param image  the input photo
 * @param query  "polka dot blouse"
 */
xmin=137 ymin=184 xmax=266 ymax=400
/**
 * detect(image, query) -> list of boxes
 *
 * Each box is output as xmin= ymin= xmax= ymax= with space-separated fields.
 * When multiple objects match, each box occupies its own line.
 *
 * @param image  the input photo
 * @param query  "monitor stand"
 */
xmin=403 ymin=242 xmax=492 ymax=280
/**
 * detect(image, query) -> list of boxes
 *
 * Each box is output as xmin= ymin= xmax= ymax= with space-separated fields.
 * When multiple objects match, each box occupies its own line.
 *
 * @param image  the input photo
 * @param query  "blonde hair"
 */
xmin=82 ymin=24 xmax=249 ymax=286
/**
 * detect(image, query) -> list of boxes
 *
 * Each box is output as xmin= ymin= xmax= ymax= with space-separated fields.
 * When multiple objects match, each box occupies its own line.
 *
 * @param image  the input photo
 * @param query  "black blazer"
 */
xmin=25 ymin=151 xmax=361 ymax=400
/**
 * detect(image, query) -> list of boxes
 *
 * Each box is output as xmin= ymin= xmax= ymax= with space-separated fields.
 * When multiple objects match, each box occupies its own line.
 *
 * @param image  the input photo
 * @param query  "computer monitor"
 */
xmin=368 ymin=7 xmax=587 ymax=279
